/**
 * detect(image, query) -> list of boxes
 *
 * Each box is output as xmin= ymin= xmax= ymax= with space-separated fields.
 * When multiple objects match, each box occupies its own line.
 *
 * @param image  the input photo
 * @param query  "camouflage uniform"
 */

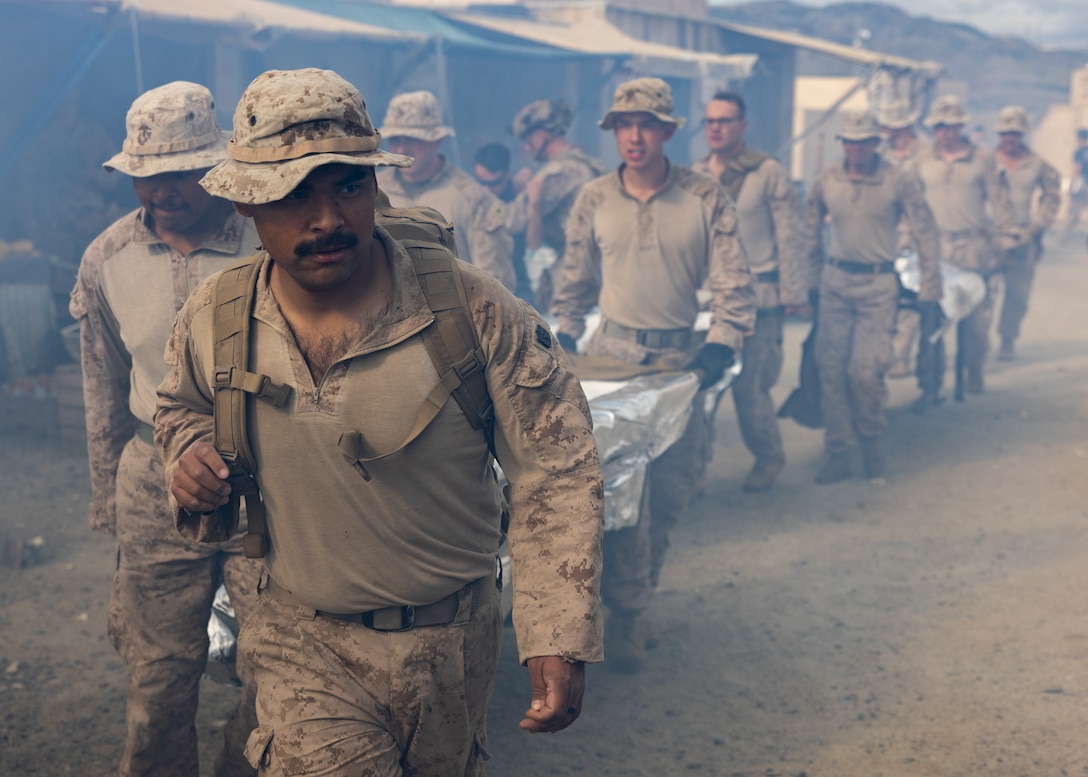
xmin=157 ymin=69 xmax=604 ymax=776
xmin=507 ymin=99 xmax=606 ymax=310
xmin=69 ymin=82 xmax=262 ymax=777
xmin=377 ymin=91 xmax=516 ymax=292
xmin=804 ymin=113 xmax=941 ymax=476
xmin=554 ymin=161 xmax=754 ymax=614
xmin=910 ymin=98 xmax=1001 ymax=390
xmin=692 ymin=151 xmax=806 ymax=482
xmin=990 ymin=107 xmax=1062 ymax=354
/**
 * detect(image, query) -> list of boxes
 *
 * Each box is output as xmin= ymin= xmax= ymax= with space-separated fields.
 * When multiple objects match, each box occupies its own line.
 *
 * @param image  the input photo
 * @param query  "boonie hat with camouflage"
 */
xmin=877 ymin=100 xmax=920 ymax=130
xmin=924 ymin=95 xmax=971 ymax=128
xmin=836 ymin=111 xmax=882 ymax=142
xmin=599 ymin=77 xmax=686 ymax=130
xmin=200 ymin=69 xmax=411 ymax=205
xmin=379 ymin=91 xmax=454 ymax=142
xmin=511 ymin=99 xmax=573 ymax=140
xmin=103 ymin=81 xmax=229 ymax=177
xmin=995 ymin=105 xmax=1029 ymax=134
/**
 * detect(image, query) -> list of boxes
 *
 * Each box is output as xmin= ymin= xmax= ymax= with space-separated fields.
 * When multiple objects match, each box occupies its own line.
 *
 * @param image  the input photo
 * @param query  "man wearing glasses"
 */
xmin=692 ymin=91 xmax=807 ymax=492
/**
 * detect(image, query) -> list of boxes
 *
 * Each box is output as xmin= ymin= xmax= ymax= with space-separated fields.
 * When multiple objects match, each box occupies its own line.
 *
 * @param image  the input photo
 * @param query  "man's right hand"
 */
xmin=170 ymin=442 xmax=232 ymax=513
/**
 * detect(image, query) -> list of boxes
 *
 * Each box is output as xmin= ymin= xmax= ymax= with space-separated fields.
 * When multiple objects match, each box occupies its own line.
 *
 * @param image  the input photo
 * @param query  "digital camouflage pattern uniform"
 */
xmin=157 ymin=69 xmax=604 ymax=776
xmin=910 ymin=98 xmax=1000 ymax=390
xmin=692 ymin=152 xmax=806 ymax=478
xmin=506 ymin=100 xmax=606 ymax=310
xmin=554 ymin=161 xmax=754 ymax=615
xmin=377 ymin=90 xmax=516 ymax=293
xmin=990 ymin=107 xmax=1062 ymax=354
xmin=804 ymin=117 xmax=941 ymax=469
xmin=69 ymin=81 xmax=263 ymax=777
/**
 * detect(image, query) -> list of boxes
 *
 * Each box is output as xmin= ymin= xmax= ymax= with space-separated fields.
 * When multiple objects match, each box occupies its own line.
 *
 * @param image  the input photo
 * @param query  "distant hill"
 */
xmin=710 ymin=1 xmax=1086 ymax=122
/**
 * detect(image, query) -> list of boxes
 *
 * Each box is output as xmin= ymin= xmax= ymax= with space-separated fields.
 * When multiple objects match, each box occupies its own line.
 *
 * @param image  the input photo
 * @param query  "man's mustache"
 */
xmin=294 ymin=231 xmax=359 ymax=258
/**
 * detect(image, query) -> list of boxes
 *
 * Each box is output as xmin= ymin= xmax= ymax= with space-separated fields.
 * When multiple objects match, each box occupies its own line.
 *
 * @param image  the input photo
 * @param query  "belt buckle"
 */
xmin=362 ymin=605 xmax=416 ymax=632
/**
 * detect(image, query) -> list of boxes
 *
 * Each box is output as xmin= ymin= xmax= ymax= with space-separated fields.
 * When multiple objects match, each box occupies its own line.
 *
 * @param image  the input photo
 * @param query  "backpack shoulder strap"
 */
xmin=721 ymin=149 xmax=773 ymax=201
xmin=211 ymin=254 xmax=291 ymax=558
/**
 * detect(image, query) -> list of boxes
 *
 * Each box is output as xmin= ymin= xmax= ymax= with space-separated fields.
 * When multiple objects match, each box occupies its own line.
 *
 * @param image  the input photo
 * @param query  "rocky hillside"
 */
xmin=710 ymin=1 xmax=1086 ymax=119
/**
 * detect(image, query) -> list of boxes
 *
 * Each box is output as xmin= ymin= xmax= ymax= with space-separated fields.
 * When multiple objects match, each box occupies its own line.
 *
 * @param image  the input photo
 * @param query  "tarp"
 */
xmin=267 ymin=0 xmax=594 ymax=59
xmin=445 ymin=12 xmax=758 ymax=81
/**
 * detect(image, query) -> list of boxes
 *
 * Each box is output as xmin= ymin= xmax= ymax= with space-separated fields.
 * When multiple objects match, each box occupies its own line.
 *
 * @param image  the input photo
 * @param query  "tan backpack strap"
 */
xmin=210 ymin=256 xmax=290 ymax=558
xmin=721 ymin=149 xmax=772 ymax=201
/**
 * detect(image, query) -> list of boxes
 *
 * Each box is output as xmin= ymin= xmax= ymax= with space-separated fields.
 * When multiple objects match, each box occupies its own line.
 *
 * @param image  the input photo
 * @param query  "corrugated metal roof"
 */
xmin=445 ymin=12 xmax=758 ymax=80
xmin=712 ymin=19 xmax=942 ymax=76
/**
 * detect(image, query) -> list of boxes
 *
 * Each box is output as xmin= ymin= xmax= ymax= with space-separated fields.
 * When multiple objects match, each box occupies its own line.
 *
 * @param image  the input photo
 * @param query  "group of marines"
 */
xmin=70 ymin=68 xmax=1064 ymax=776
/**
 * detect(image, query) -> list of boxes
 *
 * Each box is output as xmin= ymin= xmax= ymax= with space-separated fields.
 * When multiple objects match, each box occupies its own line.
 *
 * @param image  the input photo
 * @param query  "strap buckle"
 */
xmin=362 ymin=605 xmax=416 ymax=632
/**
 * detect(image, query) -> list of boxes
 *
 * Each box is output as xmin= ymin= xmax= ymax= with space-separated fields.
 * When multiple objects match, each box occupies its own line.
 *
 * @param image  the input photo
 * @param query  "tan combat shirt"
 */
xmin=692 ymin=154 xmax=808 ymax=309
xmin=505 ymin=147 xmax=605 ymax=252
xmin=378 ymin=159 xmax=516 ymax=292
xmin=156 ymin=228 xmax=604 ymax=664
xmin=910 ymin=142 xmax=998 ymax=235
xmin=804 ymin=157 xmax=942 ymax=301
xmin=552 ymin=163 xmax=755 ymax=352
xmin=992 ymin=151 xmax=1061 ymax=247
xmin=69 ymin=209 xmax=259 ymax=532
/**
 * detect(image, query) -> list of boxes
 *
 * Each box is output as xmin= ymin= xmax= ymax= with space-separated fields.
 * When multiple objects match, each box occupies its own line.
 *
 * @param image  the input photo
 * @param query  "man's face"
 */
xmin=235 ymin=164 xmax=377 ymax=295
xmin=842 ymin=138 xmax=880 ymax=169
xmin=385 ymin=136 xmax=442 ymax=178
xmin=934 ymin=123 xmax=964 ymax=148
xmin=522 ymin=128 xmax=551 ymax=162
xmin=703 ymin=99 xmax=746 ymax=154
xmin=612 ymin=112 xmax=675 ymax=171
xmin=998 ymin=131 xmax=1026 ymax=155
xmin=131 ymin=168 xmax=217 ymax=235
xmin=473 ymin=163 xmax=510 ymax=198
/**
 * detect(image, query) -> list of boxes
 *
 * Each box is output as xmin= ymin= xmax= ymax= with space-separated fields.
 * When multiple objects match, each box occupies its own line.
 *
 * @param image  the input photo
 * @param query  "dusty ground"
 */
xmin=2 ymin=237 xmax=1086 ymax=776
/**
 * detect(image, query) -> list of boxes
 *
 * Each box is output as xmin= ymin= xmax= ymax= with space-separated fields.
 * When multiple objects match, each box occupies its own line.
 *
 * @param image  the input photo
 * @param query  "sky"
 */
xmin=709 ymin=0 xmax=1088 ymax=50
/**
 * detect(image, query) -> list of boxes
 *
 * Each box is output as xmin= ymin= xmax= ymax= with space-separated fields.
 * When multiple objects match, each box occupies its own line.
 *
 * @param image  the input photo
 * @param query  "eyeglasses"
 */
xmin=701 ymin=117 xmax=741 ymax=127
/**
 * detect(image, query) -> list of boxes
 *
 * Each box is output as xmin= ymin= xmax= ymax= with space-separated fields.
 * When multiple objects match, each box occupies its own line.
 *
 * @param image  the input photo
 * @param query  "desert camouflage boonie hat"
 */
xmin=877 ymin=100 xmax=920 ymax=130
xmin=511 ymin=99 xmax=573 ymax=140
xmin=836 ymin=111 xmax=882 ymax=142
xmin=599 ymin=77 xmax=686 ymax=131
xmin=103 ymin=81 xmax=229 ymax=177
xmin=995 ymin=105 xmax=1029 ymax=134
xmin=378 ymin=91 xmax=454 ymax=142
xmin=200 ymin=68 xmax=411 ymax=205
xmin=924 ymin=95 xmax=971 ymax=128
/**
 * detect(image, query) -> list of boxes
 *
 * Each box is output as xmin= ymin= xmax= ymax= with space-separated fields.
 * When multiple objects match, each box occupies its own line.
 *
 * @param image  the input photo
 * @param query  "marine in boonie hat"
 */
xmin=924 ymin=95 xmax=971 ymax=128
xmin=995 ymin=105 xmax=1030 ymax=135
xmin=835 ymin=111 xmax=882 ymax=142
xmin=511 ymin=99 xmax=573 ymax=140
xmin=103 ymin=81 xmax=229 ymax=177
xmin=200 ymin=68 xmax=411 ymax=206
xmin=598 ymin=77 xmax=686 ymax=130
xmin=378 ymin=90 xmax=455 ymax=142
xmin=877 ymin=100 xmax=920 ymax=130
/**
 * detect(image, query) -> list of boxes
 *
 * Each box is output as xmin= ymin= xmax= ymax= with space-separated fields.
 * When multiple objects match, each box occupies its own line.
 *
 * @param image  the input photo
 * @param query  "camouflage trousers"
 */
xmin=111 ymin=434 xmax=261 ymax=777
xmin=997 ymin=242 xmax=1039 ymax=344
xmin=890 ymin=307 xmax=920 ymax=373
xmin=586 ymin=330 xmax=705 ymax=615
xmin=815 ymin=267 xmax=899 ymax=453
xmin=730 ymin=311 xmax=785 ymax=463
xmin=239 ymin=579 xmax=502 ymax=776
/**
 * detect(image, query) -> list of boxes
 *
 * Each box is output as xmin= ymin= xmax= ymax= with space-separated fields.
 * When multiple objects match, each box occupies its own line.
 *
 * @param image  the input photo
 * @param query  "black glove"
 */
xmin=556 ymin=331 xmax=579 ymax=354
xmin=684 ymin=343 xmax=735 ymax=390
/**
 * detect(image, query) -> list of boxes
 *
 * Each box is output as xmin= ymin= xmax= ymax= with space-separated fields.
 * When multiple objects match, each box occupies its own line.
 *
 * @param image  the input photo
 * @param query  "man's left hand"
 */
xmin=684 ymin=343 xmax=736 ymax=390
xmin=519 ymin=656 xmax=585 ymax=734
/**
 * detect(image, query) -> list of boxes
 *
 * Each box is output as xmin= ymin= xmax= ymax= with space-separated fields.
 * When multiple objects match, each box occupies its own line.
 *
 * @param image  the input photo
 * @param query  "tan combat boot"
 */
xmin=861 ymin=436 xmax=885 ymax=479
xmin=814 ymin=450 xmax=852 ymax=485
xmin=743 ymin=453 xmax=786 ymax=492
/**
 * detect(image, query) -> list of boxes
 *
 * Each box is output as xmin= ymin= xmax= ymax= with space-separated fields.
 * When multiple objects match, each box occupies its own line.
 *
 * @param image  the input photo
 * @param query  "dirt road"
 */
xmin=2 ymin=238 xmax=1086 ymax=776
